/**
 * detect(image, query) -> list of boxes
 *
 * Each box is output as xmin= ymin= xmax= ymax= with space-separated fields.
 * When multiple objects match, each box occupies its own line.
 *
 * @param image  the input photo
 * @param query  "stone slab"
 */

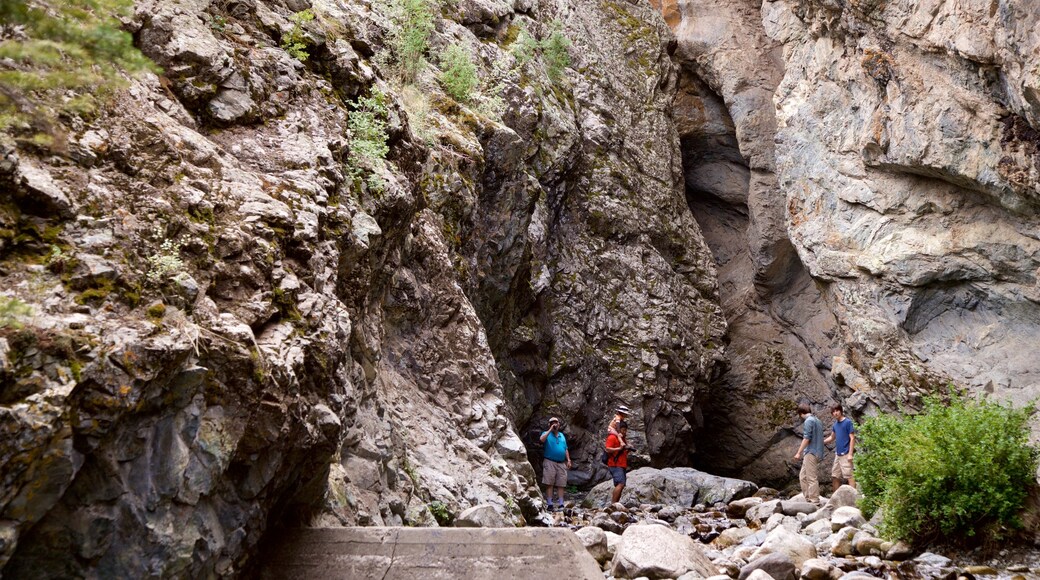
xmin=257 ymin=527 xmax=603 ymax=580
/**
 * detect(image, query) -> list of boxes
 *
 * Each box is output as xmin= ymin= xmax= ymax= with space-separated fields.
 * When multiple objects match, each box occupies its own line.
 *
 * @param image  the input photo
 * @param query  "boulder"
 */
xmin=454 ymin=505 xmax=508 ymax=528
xmin=886 ymin=541 xmax=914 ymax=561
xmin=799 ymin=558 xmax=834 ymax=580
xmin=752 ymin=526 xmax=817 ymax=570
xmin=574 ymin=526 xmax=610 ymax=564
xmin=747 ymin=570 xmax=779 ymax=580
xmin=13 ymin=160 xmax=74 ymax=217
xmin=716 ymin=559 xmax=743 ymax=577
xmin=802 ymin=519 xmax=831 ymax=537
xmin=587 ymin=467 xmax=758 ymax=508
xmin=830 ymin=507 xmax=865 ymax=531
xmin=800 ymin=506 xmax=834 ymax=526
xmin=658 ymin=505 xmax=685 ymax=522
xmin=780 ymin=502 xmax=818 ymax=516
xmin=611 ymin=524 xmax=717 ymax=579
xmin=739 ymin=552 xmax=797 ymax=580
xmin=740 ymin=529 xmax=768 ymax=547
xmin=828 ymin=527 xmax=857 ymax=557
xmin=591 ymin=512 xmax=624 ymax=535
xmin=604 ymin=531 xmax=622 ymax=560
xmin=714 ymin=526 xmax=755 ymax=548
xmin=747 ymin=500 xmax=783 ymax=522
xmin=825 ymin=486 xmax=859 ymax=510
xmin=914 ymin=552 xmax=952 ymax=568
xmin=729 ymin=497 xmax=764 ymax=518
xmin=851 ymin=531 xmax=884 ymax=556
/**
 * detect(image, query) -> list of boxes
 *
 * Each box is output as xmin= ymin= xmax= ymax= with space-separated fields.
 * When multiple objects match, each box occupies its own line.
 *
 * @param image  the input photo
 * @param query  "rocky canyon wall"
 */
xmin=0 ymin=0 xmax=726 ymax=576
xmin=655 ymin=0 xmax=1040 ymax=484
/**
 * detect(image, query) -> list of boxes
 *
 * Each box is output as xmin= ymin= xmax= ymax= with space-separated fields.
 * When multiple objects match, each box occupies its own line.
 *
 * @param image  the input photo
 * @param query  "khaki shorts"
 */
xmin=542 ymin=459 xmax=567 ymax=487
xmin=832 ymin=454 xmax=854 ymax=479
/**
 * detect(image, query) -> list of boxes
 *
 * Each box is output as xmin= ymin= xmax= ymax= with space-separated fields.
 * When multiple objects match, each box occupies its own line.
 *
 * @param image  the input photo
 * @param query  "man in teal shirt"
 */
xmin=794 ymin=402 xmax=824 ymax=502
xmin=539 ymin=417 xmax=571 ymax=511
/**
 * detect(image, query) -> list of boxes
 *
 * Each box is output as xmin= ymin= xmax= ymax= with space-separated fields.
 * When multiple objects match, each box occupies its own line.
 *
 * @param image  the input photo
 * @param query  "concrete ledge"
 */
xmin=257 ymin=527 xmax=603 ymax=580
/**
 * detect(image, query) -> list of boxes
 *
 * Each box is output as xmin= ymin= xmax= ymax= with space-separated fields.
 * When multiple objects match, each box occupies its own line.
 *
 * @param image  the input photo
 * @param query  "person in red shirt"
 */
xmin=604 ymin=421 xmax=630 ymax=504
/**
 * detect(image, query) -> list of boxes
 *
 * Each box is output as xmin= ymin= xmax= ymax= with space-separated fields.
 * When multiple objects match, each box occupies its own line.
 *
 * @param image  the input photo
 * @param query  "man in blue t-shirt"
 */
xmin=539 ymin=417 xmax=571 ymax=511
xmin=794 ymin=402 xmax=825 ymax=502
xmin=824 ymin=403 xmax=857 ymax=492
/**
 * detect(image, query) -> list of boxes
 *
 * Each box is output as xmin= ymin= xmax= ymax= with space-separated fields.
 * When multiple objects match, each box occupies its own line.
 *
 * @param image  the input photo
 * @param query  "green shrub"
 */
xmin=507 ymin=20 xmax=571 ymax=85
xmin=856 ymin=395 xmax=1039 ymax=545
xmin=0 ymin=296 xmax=32 ymax=329
xmin=0 ymin=0 xmax=156 ymax=145
xmin=385 ymin=0 xmax=436 ymax=81
xmin=281 ymin=9 xmax=316 ymax=61
xmin=427 ymin=500 xmax=453 ymax=526
xmin=438 ymin=44 xmax=477 ymax=102
xmin=347 ymin=91 xmax=390 ymax=191
xmin=541 ymin=21 xmax=572 ymax=84
xmin=510 ymin=26 xmax=540 ymax=68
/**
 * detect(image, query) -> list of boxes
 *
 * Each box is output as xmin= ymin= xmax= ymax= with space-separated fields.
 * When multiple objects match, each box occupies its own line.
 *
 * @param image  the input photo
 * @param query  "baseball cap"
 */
xmin=615 ymin=405 xmax=631 ymax=415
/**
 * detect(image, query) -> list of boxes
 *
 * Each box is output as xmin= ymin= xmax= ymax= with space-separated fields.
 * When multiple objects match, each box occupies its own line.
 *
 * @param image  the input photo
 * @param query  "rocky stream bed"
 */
xmin=516 ymin=468 xmax=1040 ymax=580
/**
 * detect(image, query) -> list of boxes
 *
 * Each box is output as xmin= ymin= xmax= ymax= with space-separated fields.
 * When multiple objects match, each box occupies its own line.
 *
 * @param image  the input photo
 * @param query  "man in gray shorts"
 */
xmin=539 ymin=417 xmax=571 ymax=511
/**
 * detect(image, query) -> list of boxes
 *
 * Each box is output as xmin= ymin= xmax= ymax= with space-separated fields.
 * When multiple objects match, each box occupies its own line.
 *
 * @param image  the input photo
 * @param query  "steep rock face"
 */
xmin=453 ymin=0 xmax=726 ymax=485
xmin=657 ymin=0 xmax=1040 ymax=482
xmin=361 ymin=0 xmax=731 ymax=483
xmin=0 ymin=0 xmax=726 ymax=576
xmin=663 ymin=0 xmax=838 ymax=483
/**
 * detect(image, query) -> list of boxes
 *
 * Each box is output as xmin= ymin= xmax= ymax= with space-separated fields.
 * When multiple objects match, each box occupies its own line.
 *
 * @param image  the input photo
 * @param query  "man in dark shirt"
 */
xmin=824 ymin=403 xmax=857 ymax=492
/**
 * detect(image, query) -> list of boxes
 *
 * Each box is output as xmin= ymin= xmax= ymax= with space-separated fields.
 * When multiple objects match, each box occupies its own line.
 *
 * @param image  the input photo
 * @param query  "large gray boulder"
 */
xmin=739 ymin=552 xmax=796 ymax=580
xmin=830 ymin=507 xmax=866 ymax=532
xmin=825 ymin=486 xmax=859 ymax=510
xmin=454 ymin=505 xmax=509 ymax=528
xmin=751 ymin=526 xmax=817 ymax=571
xmin=574 ymin=526 xmax=610 ymax=564
xmin=611 ymin=524 xmax=717 ymax=579
xmin=586 ymin=467 xmax=757 ymax=508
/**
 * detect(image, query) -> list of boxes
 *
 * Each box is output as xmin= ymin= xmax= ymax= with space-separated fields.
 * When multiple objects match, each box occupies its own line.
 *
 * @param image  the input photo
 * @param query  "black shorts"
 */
xmin=608 ymin=466 xmax=626 ymax=485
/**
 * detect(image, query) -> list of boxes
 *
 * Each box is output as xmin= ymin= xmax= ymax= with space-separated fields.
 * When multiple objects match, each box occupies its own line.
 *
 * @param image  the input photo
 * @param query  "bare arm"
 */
xmin=848 ymin=432 xmax=856 ymax=455
xmin=539 ymin=431 xmax=548 ymax=443
xmin=824 ymin=432 xmax=835 ymax=445
xmin=794 ymin=437 xmax=809 ymax=459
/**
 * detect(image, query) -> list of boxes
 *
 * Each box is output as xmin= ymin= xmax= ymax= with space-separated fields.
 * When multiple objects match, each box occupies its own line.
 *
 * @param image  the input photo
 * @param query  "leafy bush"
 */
xmin=856 ymin=395 xmax=1039 ymax=545
xmin=427 ymin=500 xmax=453 ymax=526
xmin=541 ymin=22 xmax=572 ymax=84
xmin=384 ymin=0 xmax=436 ymax=81
xmin=281 ymin=9 xmax=316 ymax=61
xmin=438 ymin=44 xmax=477 ymax=102
xmin=510 ymin=27 xmax=540 ymax=69
xmin=507 ymin=20 xmax=571 ymax=85
xmin=347 ymin=91 xmax=390 ymax=191
xmin=0 ymin=0 xmax=156 ymax=145
xmin=0 ymin=296 xmax=32 ymax=329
